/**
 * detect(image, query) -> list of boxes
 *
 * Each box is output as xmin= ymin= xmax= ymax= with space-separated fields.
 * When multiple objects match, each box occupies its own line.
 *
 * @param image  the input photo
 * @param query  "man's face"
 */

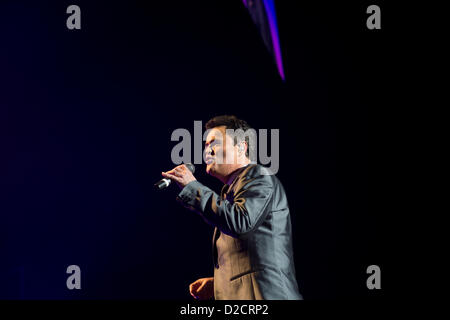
xmin=204 ymin=126 xmax=240 ymax=178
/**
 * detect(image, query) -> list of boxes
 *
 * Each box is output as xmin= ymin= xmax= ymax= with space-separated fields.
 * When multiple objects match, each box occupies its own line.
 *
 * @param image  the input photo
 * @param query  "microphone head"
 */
xmin=185 ymin=163 xmax=195 ymax=174
xmin=155 ymin=178 xmax=171 ymax=189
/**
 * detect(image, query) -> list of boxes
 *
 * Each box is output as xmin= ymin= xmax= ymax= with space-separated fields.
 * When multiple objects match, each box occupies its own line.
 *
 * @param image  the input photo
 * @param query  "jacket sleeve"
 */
xmin=176 ymin=172 xmax=274 ymax=237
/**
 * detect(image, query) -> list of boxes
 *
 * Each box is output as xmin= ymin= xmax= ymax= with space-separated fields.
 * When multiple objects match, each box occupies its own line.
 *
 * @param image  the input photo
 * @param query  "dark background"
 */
xmin=0 ymin=1 xmax=387 ymax=299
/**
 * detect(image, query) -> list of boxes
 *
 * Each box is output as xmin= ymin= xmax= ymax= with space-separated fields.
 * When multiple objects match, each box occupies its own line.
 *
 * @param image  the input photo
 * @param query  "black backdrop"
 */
xmin=0 ymin=1 xmax=386 ymax=299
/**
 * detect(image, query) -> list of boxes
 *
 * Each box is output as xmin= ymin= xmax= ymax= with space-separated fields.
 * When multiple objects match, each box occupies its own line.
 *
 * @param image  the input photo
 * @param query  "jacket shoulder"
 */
xmin=239 ymin=164 xmax=280 ymax=187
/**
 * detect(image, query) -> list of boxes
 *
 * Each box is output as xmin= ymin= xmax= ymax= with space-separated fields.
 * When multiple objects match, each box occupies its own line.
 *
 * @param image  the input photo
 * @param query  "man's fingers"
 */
xmin=162 ymin=165 xmax=196 ymax=189
xmin=176 ymin=165 xmax=187 ymax=172
xmin=162 ymin=171 xmax=178 ymax=179
xmin=189 ymin=287 xmax=198 ymax=299
xmin=165 ymin=165 xmax=188 ymax=175
xmin=190 ymin=281 xmax=199 ymax=292
xmin=197 ymin=281 xmax=206 ymax=292
xmin=163 ymin=169 xmax=176 ymax=176
xmin=189 ymin=282 xmax=200 ymax=299
xmin=162 ymin=172 xmax=182 ymax=184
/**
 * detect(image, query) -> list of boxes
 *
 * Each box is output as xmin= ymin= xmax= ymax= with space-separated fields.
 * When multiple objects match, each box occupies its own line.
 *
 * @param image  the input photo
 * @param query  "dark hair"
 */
xmin=205 ymin=115 xmax=253 ymax=158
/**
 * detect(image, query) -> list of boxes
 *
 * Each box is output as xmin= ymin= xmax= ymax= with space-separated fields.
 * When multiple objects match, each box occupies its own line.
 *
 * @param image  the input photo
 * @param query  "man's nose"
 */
xmin=204 ymin=147 xmax=213 ymax=157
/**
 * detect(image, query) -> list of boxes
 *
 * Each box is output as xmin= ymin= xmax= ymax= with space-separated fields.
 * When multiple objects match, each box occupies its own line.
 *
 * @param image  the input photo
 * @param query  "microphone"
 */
xmin=154 ymin=163 xmax=195 ymax=190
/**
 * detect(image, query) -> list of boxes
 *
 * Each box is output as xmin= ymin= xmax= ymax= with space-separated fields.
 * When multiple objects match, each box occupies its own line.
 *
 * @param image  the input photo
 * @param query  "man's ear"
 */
xmin=238 ymin=142 xmax=245 ymax=153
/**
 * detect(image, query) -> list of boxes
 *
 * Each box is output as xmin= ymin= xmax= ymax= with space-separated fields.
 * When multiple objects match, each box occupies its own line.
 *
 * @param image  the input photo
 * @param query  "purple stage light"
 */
xmin=242 ymin=0 xmax=285 ymax=81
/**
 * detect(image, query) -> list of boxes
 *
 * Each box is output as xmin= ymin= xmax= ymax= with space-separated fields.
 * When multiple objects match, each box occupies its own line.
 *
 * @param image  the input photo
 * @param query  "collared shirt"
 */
xmin=225 ymin=164 xmax=250 ymax=186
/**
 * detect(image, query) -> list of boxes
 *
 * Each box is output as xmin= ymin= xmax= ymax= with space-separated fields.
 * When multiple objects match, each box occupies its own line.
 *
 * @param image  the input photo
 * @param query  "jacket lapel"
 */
xmin=212 ymin=183 xmax=230 ymax=268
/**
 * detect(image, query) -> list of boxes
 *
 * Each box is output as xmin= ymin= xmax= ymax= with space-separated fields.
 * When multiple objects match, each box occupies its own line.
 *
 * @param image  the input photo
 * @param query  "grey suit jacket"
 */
xmin=177 ymin=164 xmax=302 ymax=300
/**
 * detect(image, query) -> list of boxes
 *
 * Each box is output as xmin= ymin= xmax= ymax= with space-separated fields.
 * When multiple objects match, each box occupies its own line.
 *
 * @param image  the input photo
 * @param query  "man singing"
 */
xmin=162 ymin=115 xmax=302 ymax=300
